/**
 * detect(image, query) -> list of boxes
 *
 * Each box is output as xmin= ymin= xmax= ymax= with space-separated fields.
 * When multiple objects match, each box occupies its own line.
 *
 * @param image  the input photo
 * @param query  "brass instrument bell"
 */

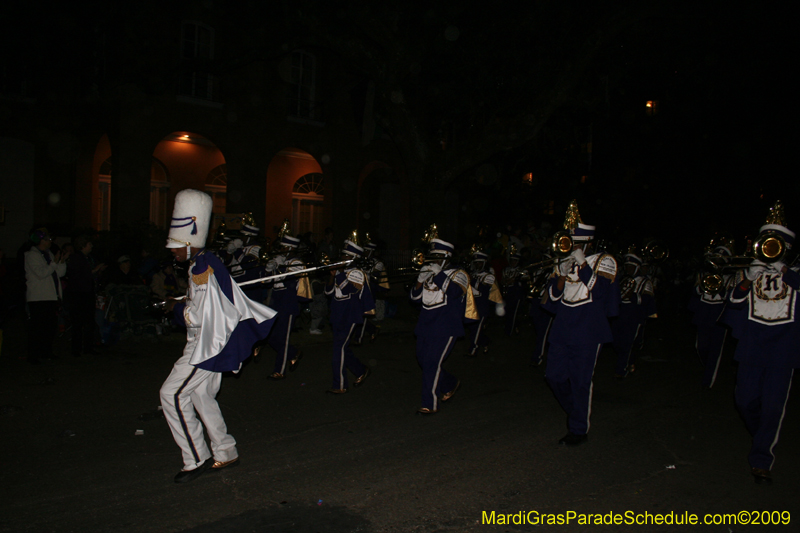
xmin=411 ymin=249 xmax=426 ymax=268
xmin=550 ymin=230 xmax=574 ymax=258
xmin=753 ymin=231 xmax=786 ymax=263
xmin=706 ymin=232 xmax=786 ymax=271
xmin=700 ymin=273 xmax=725 ymax=296
xmin=276 ymin=219 xmax=292 ymax=240
xmin=642 ymin=240 xmax=669 ymax=263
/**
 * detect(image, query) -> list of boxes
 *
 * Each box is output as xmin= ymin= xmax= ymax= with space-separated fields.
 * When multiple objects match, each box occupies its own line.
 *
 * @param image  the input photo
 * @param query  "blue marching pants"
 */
xmin=416 ymin=335 xmax=458 ymax=411
xmin=331 ymin=323 xmax=366 ymax=390
xmin=545 ymin=343 xmax=602 ymax=435
xmin=465 ymin=317 xmax=489 ymax=355
xmin=530 ymin=304 xmax=553 ymax=366
xmin=356 ymin=319 xmax=377 ymax=344
xmin=735 ymin=364 xmax=795 ymax=470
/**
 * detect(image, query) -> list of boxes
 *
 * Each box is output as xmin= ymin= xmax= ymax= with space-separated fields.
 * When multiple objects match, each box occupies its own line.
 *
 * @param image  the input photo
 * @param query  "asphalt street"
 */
xmin=1 ymin=298 xmax=798 ymax=532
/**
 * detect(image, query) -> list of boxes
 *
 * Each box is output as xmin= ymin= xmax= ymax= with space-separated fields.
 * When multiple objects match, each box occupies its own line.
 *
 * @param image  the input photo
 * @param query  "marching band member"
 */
xmin=160 ymin=190 xmax=276 ymax=483
xmin=354 ymin=240 xmax=389 ymax=345
xmin=725 ymin=201 xmax=799 ymax=484
xmin=501 ymin=248 xmax=529 ymax=337
xmin=465 ymin=249 xmax=504 ymax=356
xmin=325 ymin=238 xmax=375 ymax=393
xmin=611 ymin=248 xmax=655 ymax=378
xmin=545 ymin=200 xmax=619 ymax=446
xmin=410 ymin=238 xmax=477 ymax=414
xmin=262 ymin=232 xmax=312 ymax=380
xmin=228 ymin=218 xmax=267 ymax=302
xmin=687 ymin=238 xmax=738 ymax=389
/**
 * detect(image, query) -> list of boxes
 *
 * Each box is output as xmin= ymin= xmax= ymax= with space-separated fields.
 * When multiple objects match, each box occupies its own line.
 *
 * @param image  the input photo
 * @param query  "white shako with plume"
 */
xmin=166 ymin=189 xmax=214 ymax=258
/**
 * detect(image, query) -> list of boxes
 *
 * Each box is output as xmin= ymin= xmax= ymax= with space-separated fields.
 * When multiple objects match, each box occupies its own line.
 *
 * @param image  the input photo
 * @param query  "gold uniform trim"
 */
xmin=192 ymin=266 xmax=214 ymax=286
xmin=297 ymin=276 xmax=313 ymax=300
xmin=488 ymin=282 xmax=504 ymax=304
xmin=451 ymin=270 xmax=479 ymax=321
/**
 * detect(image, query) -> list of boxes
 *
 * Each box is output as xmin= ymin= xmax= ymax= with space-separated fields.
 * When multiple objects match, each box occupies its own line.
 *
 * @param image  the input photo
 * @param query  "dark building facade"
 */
xmin=1 ymin=4 xmax=415 ymax=256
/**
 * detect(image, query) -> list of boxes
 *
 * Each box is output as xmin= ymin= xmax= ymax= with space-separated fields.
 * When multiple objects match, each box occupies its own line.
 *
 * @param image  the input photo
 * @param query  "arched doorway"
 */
xmin=292 ymin=173 xmax=325 ymax=238
xmin=149 ymin=158 xmax=170 ymax=227
xmin=152 ymin=131 xmax=226 ymax=227
xmin=265 ymin=148 xmax=325 ymax=239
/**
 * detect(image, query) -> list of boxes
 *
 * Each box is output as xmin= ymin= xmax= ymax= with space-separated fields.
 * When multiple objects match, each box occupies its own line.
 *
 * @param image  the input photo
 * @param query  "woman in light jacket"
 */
xmin=24 ymin=228 xmax=68 ymax=364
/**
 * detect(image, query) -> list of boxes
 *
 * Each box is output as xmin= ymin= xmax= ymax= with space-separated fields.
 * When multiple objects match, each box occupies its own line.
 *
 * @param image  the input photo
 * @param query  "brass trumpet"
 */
xmin=705 ymin=232 xmax=786 ymax=272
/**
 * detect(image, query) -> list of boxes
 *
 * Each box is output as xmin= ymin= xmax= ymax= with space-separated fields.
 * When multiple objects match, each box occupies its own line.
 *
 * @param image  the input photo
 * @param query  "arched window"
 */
xmin=205 ymin=164 xmax=227 ymax=215
xmin=292 ymin=173 xmax=324 ymax=238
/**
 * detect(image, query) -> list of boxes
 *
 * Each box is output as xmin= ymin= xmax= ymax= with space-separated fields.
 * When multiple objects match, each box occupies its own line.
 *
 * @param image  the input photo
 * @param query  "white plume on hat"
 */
xmin=166 ymin=189 xmax=214 ymax=249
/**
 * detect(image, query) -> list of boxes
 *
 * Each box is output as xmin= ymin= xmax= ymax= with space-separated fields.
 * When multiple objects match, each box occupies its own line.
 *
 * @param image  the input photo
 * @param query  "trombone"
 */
xmin=521 ymin=230 xmax=574 ymax=271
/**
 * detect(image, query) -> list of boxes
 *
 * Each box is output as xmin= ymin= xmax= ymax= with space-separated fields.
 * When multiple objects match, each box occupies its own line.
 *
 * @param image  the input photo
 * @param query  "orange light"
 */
xmin=646 ymin=101 xmax=652 ymax=108
xmin=182 ymin=135 xmax=190 ymax=139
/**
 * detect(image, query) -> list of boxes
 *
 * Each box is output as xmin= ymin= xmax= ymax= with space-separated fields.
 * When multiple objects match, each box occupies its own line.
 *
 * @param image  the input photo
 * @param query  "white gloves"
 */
xmin=571 ymin=247 xmax=586 ymax=266
xmin=417 ymin=264 xmax=435 ymax=284
xmin=428 ymin=263 xmax=442 ymax=276
xmin=495 ymin=301 xmax=506 ymax=317
xmin=557 ymin=258 xmax=575 ymax=277
xmin=226 ymin=239 xmax=243 ymax=254
xmin=746 ymin=260 xmax=767 ymax=281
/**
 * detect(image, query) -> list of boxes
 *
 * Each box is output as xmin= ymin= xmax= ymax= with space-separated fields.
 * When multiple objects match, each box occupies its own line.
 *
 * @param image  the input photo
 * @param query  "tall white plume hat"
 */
xmin=166 ymin=189 xmax=214 ymax=250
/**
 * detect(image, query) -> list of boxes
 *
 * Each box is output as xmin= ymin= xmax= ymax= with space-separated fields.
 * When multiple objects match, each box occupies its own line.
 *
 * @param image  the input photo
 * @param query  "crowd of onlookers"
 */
xmin=0 ymin=226 xmax=189 ymax=364
xmin=0 ymin=220 xmax=697 ymax=365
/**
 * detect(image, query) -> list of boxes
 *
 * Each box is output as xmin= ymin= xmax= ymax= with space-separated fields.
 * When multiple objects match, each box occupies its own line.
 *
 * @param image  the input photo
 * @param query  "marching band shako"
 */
xmin=428 ymin=239 xmax=454 ymax=257
xmin=342 ymin=240 xmax=364 ymax=257
xmin=166 ymin=189 xmax=213 ymax=258
xmin=280 ymin=235 xmax=300 ymax=249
